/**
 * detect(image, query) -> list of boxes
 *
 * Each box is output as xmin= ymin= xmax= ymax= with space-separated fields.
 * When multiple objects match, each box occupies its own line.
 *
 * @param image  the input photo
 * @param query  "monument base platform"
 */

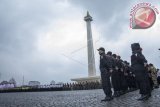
xmin=71 ymin=76 xmax=101 ymax=83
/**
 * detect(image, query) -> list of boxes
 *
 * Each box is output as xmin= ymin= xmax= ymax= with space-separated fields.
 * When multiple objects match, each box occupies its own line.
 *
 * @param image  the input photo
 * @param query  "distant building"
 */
xmin=0 ymin=81 xmax=15 ymax=90
xmin=9 ymin=78 xmax=16 ymax=87
xmin=50 ymin=80 xmax=56 ymax=85
xmin=1 ymin=81 xmax=9 ymax=85
xmin=57 ymin=82 xmax=63 ymax=85
xmin=28 ymin=81 xmax=40 ymax=87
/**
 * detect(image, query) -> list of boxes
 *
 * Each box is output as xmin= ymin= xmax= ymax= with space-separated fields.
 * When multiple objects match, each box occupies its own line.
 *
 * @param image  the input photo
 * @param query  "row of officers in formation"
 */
xmin=98 ymin=43 xmax=159 ymax=101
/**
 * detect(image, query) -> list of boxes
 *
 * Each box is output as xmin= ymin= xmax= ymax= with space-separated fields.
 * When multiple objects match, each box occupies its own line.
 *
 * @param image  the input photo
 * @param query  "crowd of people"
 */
xmin=97 ymin=43 xmax=159 ymax=101
xmin=63 ymin=81 xmax=101 ymax=90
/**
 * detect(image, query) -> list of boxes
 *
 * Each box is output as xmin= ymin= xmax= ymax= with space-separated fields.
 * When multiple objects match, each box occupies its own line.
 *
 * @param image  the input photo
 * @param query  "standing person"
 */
xmin=157 ymin=69 xmax=160 ymax=85
xmin=97 ymin=47 xmax=113 ymax=101
xmin=149 ymin=64 xmax=159 ymax=88
xmin=123 ymin=61 xmax=130 ymax=92
xmin=111 ymin=54 xmax=121 ymax=97
xmin=117 ymin=56 xmax=127 ymax=95
xmin=131 ymin=43 xmax=151 ymax=101
xmin=146 ymin=64 xmax=154 ymax=90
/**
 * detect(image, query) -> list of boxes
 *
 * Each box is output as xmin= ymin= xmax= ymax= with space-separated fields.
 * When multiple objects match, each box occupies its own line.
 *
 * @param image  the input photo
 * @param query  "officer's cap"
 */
xmin=107 ymin=51 xmax=112 ymax=55
xmin=97 ymin=47 xmax=105 ymax=51
xmin=117 ymin=55 xmax=121 ymax=59
xmin=112 ymin=54 xmax=117 ymax=58
xmin=149 ymin=63 xmax=153 ymax=66
xmin=123 ymin=61 xmax=127 ymax=64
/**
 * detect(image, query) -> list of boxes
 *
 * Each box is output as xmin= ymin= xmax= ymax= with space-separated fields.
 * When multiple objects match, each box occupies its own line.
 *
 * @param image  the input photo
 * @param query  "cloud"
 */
xmin=0 ymin=0 xmax=101 ymax=84
xmin=70 ymin=0 xmax=132 ymax=40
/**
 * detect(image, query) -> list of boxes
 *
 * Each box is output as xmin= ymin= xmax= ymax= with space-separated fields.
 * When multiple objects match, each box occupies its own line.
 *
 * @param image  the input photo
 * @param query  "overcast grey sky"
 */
xmin=0 ymin=0 xmax=160 ymax=85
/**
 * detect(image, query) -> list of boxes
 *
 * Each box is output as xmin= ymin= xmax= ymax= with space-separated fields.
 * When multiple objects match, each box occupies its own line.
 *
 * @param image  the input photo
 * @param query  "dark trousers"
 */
xmin=100 ymin=68 xmax=112 ymax=97
xmin=149 ymin=77 xmax=154 ymax=89
xmin=119 ymin=71 xmax=127 ymax=91
xmin=126 ymin=76 xmax=131 ymax=88
xmin=157 ymin=76 xmax=160 ymax=85
xmin=135 ymin=72 xmax=151 ymax=95
xmin=128 ymin=76 xmax=137 ymax=89
xmin=111 ymin=70 xmax=120 ymax=92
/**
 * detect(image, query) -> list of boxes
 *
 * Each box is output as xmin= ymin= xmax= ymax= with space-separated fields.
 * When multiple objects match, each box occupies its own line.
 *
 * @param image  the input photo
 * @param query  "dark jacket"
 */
xmin=100 ymin=54 xmax=112 ymax=71
xmin=131 ymin=52 xmax=147 ymax=74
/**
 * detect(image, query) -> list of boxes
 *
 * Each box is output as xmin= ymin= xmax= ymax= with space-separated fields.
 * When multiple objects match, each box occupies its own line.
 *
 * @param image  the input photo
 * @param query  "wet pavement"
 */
xmin=0 ymin=89 xmax=160 ymax=107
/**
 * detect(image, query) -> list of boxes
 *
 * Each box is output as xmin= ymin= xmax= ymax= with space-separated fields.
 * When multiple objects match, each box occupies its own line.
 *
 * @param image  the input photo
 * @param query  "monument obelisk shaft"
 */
xmin=84 ymin=12 xmax=96 ymax=77
xmin=70 ymin=12 xmax=100 ymax=83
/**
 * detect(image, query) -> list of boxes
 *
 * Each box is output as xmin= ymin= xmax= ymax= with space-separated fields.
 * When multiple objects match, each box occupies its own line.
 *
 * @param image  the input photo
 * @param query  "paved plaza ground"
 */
xmin=0 ymin=88 xmax=160 ymax=107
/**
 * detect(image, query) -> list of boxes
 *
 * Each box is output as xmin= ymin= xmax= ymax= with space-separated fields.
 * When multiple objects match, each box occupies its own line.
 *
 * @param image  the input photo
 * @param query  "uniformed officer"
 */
xmin=97 ymin=47 xmax=113 ymax=101
xmin=117 ymin=55 xmax=127 ymax=95
xmin=125 ymin=62 xmax=137 ymax=91
xmin=149 ymin=64 xmax=159 ymax=88
xmin=131 ymin=43 xmax=151 ymax=100
xmin=111 ymin=54 xmax=121 ymax=97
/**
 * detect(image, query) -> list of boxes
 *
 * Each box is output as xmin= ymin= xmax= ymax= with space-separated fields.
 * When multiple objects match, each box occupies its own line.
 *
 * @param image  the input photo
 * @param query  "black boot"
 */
xmin=154 ymin=85 xmax=159 ymax=89
xmin=141 ymin=94 xmax=151 ymax=100
xmin=137 ymin=95 xmax=145 ymax=101
xmin=137 ymin=94 xmax=149 ymax=101
xmin=101 ymin=96 xmax=113 ymax=102
xmin=113 ymin=91 xmax=120 ymax=97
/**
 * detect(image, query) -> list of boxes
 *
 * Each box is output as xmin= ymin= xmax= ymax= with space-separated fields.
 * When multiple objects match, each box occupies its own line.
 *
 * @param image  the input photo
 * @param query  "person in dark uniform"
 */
xmin=111 ymin=54 xmax=121 ymax=97
xmin=131 ymin=43 xmax=151 ymax=101
xmin=125 ymin=62 xmax=137 ymax=91
xmin=117 ymin=56 xmax=127 ymax=95
xmin=146 ymin=64 xmax=154 ymax=90
xmin=123 ymin=61 xmax=130 ymax=92
xmin=97 ymin=47 xmax=113 ymax=101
